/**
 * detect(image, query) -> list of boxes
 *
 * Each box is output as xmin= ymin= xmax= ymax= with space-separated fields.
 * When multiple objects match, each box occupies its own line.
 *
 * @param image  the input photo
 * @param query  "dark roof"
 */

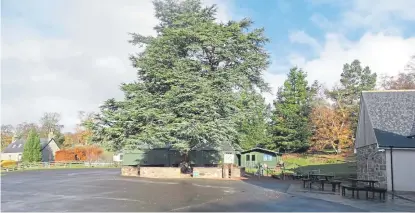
xmin=2 ymin=138 xmax=54 ymax=153
xmin=362 ymin=90 xmax=415 ymax=148
xmin=241 ymin=147 xmax=279 ymax=155
xmin=191 ymin=141 xmax=238 ymax=152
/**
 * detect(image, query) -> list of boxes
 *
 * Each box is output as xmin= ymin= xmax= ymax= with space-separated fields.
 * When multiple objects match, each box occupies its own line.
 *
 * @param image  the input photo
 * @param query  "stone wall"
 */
xmin=193 ymin=167 xmax=223 ymax=178
xmin=356 ymin=144 xmax=387 ymax=188
xmin=193 ymin=166 xmax=244 ymax=179
xmin=121 ymin=166 xmax=139 ymax=177
xmin=231 ymin=167 xmax=244 ymax=178
xmin=140 ymin=167 xmax=181 ymax=178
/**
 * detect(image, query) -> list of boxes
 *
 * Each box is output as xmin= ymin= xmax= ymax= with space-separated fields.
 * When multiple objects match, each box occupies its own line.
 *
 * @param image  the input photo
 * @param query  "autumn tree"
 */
xmin=1 ymin=124 xmax=14 ymax=151
xmin=310 ymin=104 xmax=352 ymax=153
xmin=327 ymin=60 xmax=377 ymax=138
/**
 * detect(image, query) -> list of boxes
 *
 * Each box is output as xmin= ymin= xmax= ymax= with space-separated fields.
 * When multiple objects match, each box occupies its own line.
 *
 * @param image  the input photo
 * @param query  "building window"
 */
xmin=251 ymin=155 xmax=256 ymax=161
xmin=263 ymin=154 xmax=272 ymax=161
xmin=18 ymin=154 xmax=22 ymax=161
xmin=12 ymin=144 xmax=16 ymax=148
xmin=246 ymin=155 xmax=250 ymax=161
xmin=18 ymin=144 xmax=22 ymax=148
xmin=119 ymin=154 xmax=123 ymax=161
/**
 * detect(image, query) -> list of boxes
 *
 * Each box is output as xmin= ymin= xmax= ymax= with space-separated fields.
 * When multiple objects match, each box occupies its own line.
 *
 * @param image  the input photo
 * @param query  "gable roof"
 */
xmin=362 ymin=90 xmax=415 ymax=148
xmin=241 ymin=147 xmax=279 ymax=155
xmin=2 ymin=138 xmax=55 ymax=153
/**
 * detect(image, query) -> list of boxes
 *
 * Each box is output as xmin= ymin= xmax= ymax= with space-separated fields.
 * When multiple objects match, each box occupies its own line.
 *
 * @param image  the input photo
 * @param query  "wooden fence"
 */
xmin=1 ymin=161 xmax=121 ymax=172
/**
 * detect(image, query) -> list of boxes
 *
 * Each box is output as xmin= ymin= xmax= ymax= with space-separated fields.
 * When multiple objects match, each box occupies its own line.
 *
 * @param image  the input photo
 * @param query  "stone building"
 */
xmin=355 ymin=90 xmax=415 ymax=192
xmin=1 ymin=132 xmax=60 ymax=162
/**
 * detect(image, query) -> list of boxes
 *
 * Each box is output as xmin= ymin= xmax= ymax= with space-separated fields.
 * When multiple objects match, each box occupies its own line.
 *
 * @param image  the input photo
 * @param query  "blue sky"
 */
xmin=2 ymin=0 xmax=415 ymax=131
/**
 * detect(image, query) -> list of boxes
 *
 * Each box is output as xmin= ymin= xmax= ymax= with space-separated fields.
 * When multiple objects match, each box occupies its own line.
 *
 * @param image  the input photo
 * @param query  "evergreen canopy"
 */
xmin=91 ymin=0 xmax=270 ymax=152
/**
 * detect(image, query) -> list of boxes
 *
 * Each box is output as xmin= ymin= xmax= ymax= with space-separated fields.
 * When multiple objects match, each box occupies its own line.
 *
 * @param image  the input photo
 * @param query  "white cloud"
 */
xmin=1 ymin=0 xmax=235 ymax=132
xmin=310 ymin=0 xmax=415 ymax=33
xmin=300 ymin=33 xmax=415 ymax=89
xmin=289 ymin=31 xmax=321 ymax=53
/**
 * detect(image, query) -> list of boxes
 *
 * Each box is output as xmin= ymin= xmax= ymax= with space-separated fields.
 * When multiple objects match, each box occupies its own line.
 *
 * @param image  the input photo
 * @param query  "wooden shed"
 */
xmin=189 ymin=142 xmax=241 ymax=167
xmin=122 ymin=147 xmax=182 ymax=167
xmin=240 ymin=147 xmax=282 ymax=168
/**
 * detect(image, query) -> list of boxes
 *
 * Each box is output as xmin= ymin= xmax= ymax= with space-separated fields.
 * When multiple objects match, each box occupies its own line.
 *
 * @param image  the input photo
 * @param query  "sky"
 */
xmin=1 ymin=0 xmax=415 ymax=132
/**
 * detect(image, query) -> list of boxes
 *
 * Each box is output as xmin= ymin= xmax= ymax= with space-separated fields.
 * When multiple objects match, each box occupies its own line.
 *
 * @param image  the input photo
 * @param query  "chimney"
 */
xmin=48 ymin=131 xmax=55 ymax=141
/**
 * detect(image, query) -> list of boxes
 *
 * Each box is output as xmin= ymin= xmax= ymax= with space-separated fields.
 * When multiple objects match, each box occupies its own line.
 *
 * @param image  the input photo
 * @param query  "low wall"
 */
xmin=232 ymin=167 xmax=244 ymax=178
xmin=193 ymin=167 xmax=223 ymax=178
xmin=121 ymin=166 xmax=139 ymax=177
xmin=140 ymin=167 xmax=181 ymax=178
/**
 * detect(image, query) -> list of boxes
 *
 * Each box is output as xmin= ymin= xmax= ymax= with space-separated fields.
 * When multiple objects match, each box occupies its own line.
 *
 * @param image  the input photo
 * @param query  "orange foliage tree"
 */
xmin=310 ymin=104 xmax=353 ymax=154
xmin=55 ymin=150 xmax=76 ymax=161
xmin=63 ymin=111 xmax=94 ymax=148
xmin=55 ymin=145 xmax=103 ymax=162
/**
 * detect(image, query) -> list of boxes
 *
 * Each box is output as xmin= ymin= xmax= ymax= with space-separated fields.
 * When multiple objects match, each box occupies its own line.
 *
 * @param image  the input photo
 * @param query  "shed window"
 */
xmin=251 ymin=155 xmax=256 ymax=161
xmin=246 ymin=155 xmax=250 ymax=161
xmin=263 ymin=154 xmax=272 ymax=161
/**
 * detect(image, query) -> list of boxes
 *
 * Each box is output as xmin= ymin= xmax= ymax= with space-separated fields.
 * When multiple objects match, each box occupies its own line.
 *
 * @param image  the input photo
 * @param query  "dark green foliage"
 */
xmin=235 ymin=91 xmax=271 ymax=150
xmin=328 ymin=59 xmax=377 ymax=136
xmin=22 ymin=129 xmax=42 ymax=162
xmin=270 ymin=67 xmax=312 ymax=152
xmin=92 ymin=0 xmax=270 ymax=153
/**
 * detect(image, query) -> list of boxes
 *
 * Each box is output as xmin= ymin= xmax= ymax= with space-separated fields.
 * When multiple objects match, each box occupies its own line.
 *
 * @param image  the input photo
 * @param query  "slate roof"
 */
xmin=2 ymin=138 xmax=53 ymax=153
xmin=362 ymin=90 xmax=415 ymax=148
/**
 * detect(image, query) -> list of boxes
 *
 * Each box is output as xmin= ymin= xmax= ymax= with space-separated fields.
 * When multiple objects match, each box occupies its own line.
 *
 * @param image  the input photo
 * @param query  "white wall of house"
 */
xmin=386 ymin=149 xmax=415 ymax=192
xmin=113 ymin=153 xmax=123 ymax=162
xmin=1 ymin=153 xmax=22 ymax=161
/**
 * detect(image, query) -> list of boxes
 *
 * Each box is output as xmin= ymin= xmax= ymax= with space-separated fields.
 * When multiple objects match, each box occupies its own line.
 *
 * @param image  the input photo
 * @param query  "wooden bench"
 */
xmin=342 ymin=185 xmax=387 ymax=200
xmin=366 ymin=187 xmax=387 ymax=200
xmin=309 ymin=179 xmax=329 ymax=190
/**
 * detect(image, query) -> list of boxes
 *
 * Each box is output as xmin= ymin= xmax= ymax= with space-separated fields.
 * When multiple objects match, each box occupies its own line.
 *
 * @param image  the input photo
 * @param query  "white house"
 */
xmin=1 ymin=132 xmax=60 ymax=162
xmin=355 ymin=90 xmax=415 ymax=192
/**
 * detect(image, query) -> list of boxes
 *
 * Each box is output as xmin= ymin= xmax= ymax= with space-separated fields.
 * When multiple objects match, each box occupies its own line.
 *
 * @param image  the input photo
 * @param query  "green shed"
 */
xmin=240 ymin=148 xmax=282 ymax=168
xmin=122 ymin=148 xmax=182 ymax=167
xmin=189 ymin=142 xmax=241 ymax=166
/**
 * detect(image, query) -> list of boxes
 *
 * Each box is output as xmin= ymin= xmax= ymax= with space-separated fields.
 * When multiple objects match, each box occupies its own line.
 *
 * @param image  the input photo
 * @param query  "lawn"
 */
xmin=282 ymin=152 xmax=357 ymax=179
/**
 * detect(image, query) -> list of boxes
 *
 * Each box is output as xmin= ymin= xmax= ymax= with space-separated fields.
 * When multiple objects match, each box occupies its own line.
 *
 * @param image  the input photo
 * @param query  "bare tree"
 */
xmin=39 ymin=112 xmax=64 ymax=136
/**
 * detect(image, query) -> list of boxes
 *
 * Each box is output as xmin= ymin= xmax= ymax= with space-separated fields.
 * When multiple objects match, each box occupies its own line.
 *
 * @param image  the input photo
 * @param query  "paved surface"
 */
xmin=1 ymin=169 xmax=369 ymax=211
xmin=287 ymin=181 xmax=415 ymax=212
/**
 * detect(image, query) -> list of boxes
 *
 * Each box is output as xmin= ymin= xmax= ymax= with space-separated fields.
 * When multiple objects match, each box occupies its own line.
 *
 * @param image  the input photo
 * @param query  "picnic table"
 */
xmin=309 ymin=174 xmax=334 ymax=181
xmin=342 ymin=179 xmax=386 ymax=200
xmin=304 ymin=174 xmax=339 ymax=191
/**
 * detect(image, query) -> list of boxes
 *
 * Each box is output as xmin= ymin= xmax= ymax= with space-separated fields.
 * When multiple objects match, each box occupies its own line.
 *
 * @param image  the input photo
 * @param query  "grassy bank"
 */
xmin=282 ymin=152 xmax=356 ymax=179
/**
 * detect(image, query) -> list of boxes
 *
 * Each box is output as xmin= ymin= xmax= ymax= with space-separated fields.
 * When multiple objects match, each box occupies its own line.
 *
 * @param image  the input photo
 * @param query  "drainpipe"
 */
xmin=389 ymin=146 xmax=394 ymax=199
